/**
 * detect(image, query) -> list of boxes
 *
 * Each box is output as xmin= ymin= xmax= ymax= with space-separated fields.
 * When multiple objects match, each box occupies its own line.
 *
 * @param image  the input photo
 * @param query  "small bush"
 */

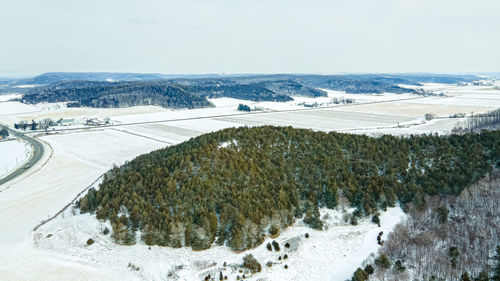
xmin=266 ymin=261 xmax=273 ymax=268
xmin=86 ymin=238 xmax=95 ymax=245
xmin=284 ymin=264 xmax=288 ymax=269
xmin=272 ymin=240 xmax=280 ymax=251
xmin=364 ymin=264 xmax=374 ymax=275
xmin=305 ymin=233 xmax=310 ymax=238
xmin=103 ymin=227 xmax=110 ymax=235
xmin=284 ymin=254 xmax=288 ymax=260
xmin=285 ymin=242 xmax=290 ymax=248
xmin=278 ymin=256 xmax=282 ymax=261
xmin=266 ymin=242 xmax=272 ymax=251
xmin=243 ymin=254 xmax=262 ymax=273
xmin=127 ymin=262 xmax=140 ymax=271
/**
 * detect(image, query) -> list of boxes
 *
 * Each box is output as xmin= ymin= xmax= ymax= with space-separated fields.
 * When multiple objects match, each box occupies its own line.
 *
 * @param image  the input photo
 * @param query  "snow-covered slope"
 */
xmin=35 ymin=204 xmax=405 ymax=281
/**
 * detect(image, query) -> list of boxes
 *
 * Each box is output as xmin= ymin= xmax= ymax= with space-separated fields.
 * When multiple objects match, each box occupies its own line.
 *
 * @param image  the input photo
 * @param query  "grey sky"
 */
xmin=1 ymin=0 xmax=499 ymax=74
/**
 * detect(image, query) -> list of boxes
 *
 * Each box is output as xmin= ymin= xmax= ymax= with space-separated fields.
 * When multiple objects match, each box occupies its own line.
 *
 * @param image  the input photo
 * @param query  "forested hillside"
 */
xmin=77 ymin=126 xmax=500 ymax=251
xmin=18 ymin=73 xmax=482 ymax=107
xmin=22 ymin=81 xmax=212 ymax=109
xmin=356 ymin=172 xmax=500 ymax=281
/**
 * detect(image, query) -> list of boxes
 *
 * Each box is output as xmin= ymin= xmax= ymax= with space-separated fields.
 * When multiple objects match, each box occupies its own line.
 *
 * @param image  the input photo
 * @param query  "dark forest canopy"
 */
xmin=78 ymin=126 xmax=500 ymax=251
xmin=22 ymin=81 xmax=212 ymax=109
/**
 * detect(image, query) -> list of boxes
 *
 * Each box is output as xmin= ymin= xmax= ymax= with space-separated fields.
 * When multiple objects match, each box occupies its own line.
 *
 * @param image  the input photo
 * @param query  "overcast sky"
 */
xmin=1 ymin=0 xmax=499 ymax=74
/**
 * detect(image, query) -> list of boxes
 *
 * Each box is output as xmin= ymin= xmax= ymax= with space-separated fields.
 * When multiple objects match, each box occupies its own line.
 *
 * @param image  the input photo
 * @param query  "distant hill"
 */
xmin=13 ymin=73 xmax=484 ymax=108
xmin=12 ymin=72 xmax=167 ymax=86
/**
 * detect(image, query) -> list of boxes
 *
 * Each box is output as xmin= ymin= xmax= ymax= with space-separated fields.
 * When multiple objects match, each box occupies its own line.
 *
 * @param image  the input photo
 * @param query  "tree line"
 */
xmin=453 ymin=108 xmax=500 ymax=133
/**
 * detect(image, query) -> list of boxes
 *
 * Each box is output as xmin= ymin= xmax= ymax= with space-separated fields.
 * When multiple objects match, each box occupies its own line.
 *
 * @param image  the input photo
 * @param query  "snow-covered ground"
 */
xmin=0 ymin=83 xmax=498 ymax=280
xmin=35 ymin=202 xmax=405 ymax=281
xmin=0 ymin=138 xmax=32 ymax=178
xmin=0 ymin=93 xmax=23 ymax=102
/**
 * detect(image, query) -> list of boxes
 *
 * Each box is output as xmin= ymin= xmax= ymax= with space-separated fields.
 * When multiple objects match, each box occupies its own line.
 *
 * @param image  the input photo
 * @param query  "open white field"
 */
xmin=0 ymin=129 xmax=167 ymax=281
xmin=216 ymin=109 xmax=415 ymax=131
xmin=0 ymin=93 xmax=23 ymax=102
xmin=0 ymin=139 xmax=32 ymax=178
xmin=334 ymin=101 xmax=493 ymax=118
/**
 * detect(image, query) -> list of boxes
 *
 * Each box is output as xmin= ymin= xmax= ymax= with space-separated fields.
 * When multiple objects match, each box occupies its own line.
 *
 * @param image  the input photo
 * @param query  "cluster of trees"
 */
xmin=237 ymin=104 xmax=251 ymax=112
xmin=360 ymin=171 xmax=500 ymax=281
xmin=251 ymin=80 xmax=327 ymax=98
xmin=23 ymin=81 xmax=212 ymax=109
xmin=14 ymin=120 xmax=39 ymax=131
xmin=14 ymin=118 xmax=64 ymax=131
xmin=315 ymin=79 xmax=414 ymax=94
xmin=453 ymin=108 xmax=500 ymax=133
xmin=0 ymin=127 xmax=9 ymax=139
xmin=77 ymin=126 xmax=500 ymax=251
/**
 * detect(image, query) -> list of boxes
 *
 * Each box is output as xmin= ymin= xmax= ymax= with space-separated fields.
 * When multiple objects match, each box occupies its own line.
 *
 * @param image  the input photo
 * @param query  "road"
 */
xmin=0 ymin=126 xmax=45 ymax=187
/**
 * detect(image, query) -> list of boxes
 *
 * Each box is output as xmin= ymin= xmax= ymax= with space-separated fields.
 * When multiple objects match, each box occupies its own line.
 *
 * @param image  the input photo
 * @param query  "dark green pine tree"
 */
xmin=351 ymin=267 xmax=368 ymax=281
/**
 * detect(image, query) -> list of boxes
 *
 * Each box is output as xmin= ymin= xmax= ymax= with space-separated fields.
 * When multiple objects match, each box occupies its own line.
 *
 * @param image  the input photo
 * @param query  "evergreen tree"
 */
xmin=351 ymin=268 xmax=368 ymax=281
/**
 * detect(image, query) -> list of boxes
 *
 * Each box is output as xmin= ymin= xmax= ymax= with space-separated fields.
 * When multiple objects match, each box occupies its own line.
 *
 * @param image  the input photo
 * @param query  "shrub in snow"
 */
xmin=127 ymin=262 xmax=140 ymax=271
xmin=266 ymin=242 xmax=272 ymax=251
xmin=285 ymin=242 xmax=290 ymax=248
xmin=364 ymin=264 xmax=374 ymax=275
xmin=284 ymin=264 xmax=288 ymax=269
xmin=242 ymin=254 xmax=262 ymax=273
xmin=305 ymin=233 xmax=309 ymax=238
xmin=86 ymin=238 xmax=95 ymax=245
xmin=272 ymin=240 xmax=280 ymax=251
xmin=102 ymin=227 xmax=110 ymax=235
xmin=284 ymin=254 xmax=288 ymax=260
xmin=371 ymin=215 xmax=380 ymax=226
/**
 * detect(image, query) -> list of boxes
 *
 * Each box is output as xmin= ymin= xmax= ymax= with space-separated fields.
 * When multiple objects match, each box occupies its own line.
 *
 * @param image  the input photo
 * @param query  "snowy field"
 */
xmin=0 ymin=139 xmax=32 ymax=178
xmin=0 ymin=83 xmax=499 ymax=281
xmin=35 ymin=203 xmax=405 ymax=281
xmin=0 ymin=93 xmax=23 ymax=102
